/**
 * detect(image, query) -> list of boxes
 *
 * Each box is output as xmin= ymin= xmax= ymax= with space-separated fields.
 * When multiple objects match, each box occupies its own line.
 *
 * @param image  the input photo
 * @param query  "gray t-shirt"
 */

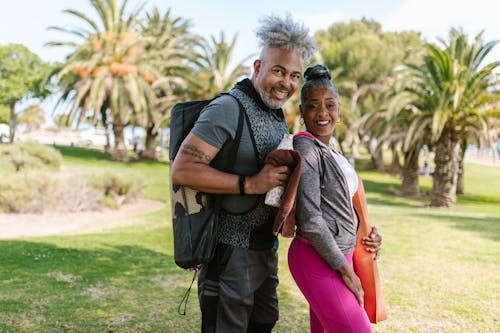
xmin=192 ymin=94 xmax=259 ymax=213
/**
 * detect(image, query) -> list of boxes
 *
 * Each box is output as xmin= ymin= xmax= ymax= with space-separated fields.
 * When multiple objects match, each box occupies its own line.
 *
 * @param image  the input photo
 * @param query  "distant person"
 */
xmin=171 ymin=14 xmax=317 ymax=333
xmin=288 ymin=65 xmax=382 ymax=333
xmin=423 ymin=160 xmax=430 ymax=176
xmin=132 ymin=136 xmax=139 ymax=153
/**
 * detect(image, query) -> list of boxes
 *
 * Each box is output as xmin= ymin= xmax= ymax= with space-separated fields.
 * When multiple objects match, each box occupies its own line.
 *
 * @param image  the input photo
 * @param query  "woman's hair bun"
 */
xmin=304 ymin=64 xmax=331 ymax=81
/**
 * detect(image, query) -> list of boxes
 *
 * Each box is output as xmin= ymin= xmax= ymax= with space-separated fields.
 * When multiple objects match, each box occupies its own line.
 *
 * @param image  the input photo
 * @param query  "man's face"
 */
xmin=252 ymin=47 xmax=302 ymax=109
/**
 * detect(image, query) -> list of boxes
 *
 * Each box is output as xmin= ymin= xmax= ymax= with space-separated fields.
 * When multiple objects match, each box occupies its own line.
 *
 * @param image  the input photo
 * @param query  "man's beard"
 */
xmin=257 ymin=86 xmax=287 ymax=109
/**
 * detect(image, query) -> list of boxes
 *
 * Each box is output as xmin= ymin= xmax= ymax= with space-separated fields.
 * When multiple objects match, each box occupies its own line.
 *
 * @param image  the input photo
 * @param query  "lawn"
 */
xmin=0 ymin=147 xmax=498 ymax=332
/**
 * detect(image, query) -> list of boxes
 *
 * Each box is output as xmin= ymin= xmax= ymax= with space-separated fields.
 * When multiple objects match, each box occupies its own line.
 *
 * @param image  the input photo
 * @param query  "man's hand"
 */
xmin=245 ymin=164 xmax=290 ymax=194
xmin=362 ymin=226 xmax=382 ymax=259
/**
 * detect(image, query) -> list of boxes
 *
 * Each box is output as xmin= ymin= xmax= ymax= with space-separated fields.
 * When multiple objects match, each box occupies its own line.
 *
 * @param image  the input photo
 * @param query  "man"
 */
xmin=171 ymin=14 xmax=317 ymax=333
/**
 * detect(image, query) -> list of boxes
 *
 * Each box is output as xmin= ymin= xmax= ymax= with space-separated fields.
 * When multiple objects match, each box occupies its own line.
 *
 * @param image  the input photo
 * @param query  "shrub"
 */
xmin=0 ymin=141 xmax=62 ymax=171
xmin=0 ymin=157 xmax=15 ymax=173
xmin=87 ymin=172 xmax=144 ymax=208
xmin=0 ymin=144 xmax=43 ymax=171
xmin=0 ymin=170 xmax=57 ymax=213
xmin=0 ymin=153 xmax=144 ymax=213
xmin=51 ymin=174 xmax=102 ymax=212
xmin=0 ymin=143 xmax=144 ymax=213
xmin=0 ymin=169 xmax=141 ymax=213
xmin=17 ymin=140 xmax=63 ymax=168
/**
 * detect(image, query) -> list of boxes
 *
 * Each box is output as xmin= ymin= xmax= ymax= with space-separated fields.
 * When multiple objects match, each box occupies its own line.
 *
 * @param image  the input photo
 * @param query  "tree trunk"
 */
xmin=8 ymin=100 xmax=17 ymax=143
xmin=141 ymin=123 xmax=158 ymax=160
xmin=389 ymin=142 xmax=402 ymax=175
xmin=372 ymin=149 xmax=384 ymax=171
xmin=349 ymin=134 xmax=360 ymax=158
xmin=401 ymin=145 xmax=422 ymax=196
xmin=104 ymin=125 xmax=112 ymax=153
xmin=337 ymin=136 xmax=347 ymax=155
xmin=100 ymin=105 xmax=111 ymax=152
xmin=430 ymin=132 xmax=460 ymax=207
xmin=111 ymin=121 xmax=128 ymax=162
xmin=367 ymin=139 xmax=384 ymax=171
xmin=351 ymin=143 xmax=360 ymax=159
xmin=456 ymin=140 xmax=467 ymax=195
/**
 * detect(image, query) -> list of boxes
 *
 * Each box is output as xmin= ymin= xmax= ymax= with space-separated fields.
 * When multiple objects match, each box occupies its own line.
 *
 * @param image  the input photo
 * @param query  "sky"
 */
xmin=1 ymin=0 xmax=500 ymax=122
xmin=2 ymin=0 xmax=499 ymax=64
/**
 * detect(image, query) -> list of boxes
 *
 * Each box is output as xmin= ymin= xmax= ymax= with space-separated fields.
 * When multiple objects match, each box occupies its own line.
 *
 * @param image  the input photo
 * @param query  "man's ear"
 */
xmin=253 ymin=59 xmax=261 ymax=74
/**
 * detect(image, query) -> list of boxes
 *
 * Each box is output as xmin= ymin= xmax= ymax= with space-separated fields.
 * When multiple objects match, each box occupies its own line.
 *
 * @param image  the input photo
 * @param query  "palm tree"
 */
xmin=346 ymin=78 xmax=393 ymax=169
xmin=137 ymin=7 xmax=198 ymax=159
xmin=351 ymin=77 xmax=428 ymax=197
xmin=381 ymin=74 xmax=433 ymax=197
xmin=389 ymin=109 xmax=430 ymax=197
xmin=187 ymin=31 xmax=252 ymax=100
xmin=397 ymin=28 xmax=500 ymax=206
xmin=456 ymin=98 xmax=500 ymax=193
xmin=47 ymin=0 xmax=155 ymax=161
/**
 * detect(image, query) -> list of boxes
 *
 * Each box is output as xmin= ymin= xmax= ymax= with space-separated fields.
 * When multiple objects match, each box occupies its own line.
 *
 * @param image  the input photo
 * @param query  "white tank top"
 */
xmin=317 ymin=138 xmax=359 ymax=199
xmin=330 ymin=149 xmax=358 ymax=199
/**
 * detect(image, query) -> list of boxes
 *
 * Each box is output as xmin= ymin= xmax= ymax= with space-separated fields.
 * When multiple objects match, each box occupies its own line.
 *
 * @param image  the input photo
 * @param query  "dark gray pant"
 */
xmin=198 ymin=244 xmax=279 ymax=333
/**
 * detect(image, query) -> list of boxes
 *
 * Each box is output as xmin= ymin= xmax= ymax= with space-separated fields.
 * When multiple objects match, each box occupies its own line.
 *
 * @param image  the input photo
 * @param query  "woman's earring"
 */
xmin=299 ymin=117 xmax=304 ymax=125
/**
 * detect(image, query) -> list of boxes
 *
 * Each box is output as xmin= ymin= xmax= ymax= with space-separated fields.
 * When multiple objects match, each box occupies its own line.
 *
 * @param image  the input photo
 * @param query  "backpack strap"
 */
xmin=213 ymin=93 xmax=245 ymax=171
xmin=178 ymin=270 xmax=197 ymax=315
xmin=208 ymin=93 xmax=246 ymax=213
xmin=211 ymin=92 xmax=260 ymax=173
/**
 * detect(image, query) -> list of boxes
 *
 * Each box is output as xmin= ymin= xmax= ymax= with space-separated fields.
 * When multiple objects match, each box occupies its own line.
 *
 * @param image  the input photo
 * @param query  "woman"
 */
xmin=288 ymin=65 xmax=381 ymax=333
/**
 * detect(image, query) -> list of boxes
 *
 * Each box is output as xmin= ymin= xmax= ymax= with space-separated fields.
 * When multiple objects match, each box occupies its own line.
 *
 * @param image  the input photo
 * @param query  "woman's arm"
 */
xmin=339 ymin=264 xmax=364 ymax=306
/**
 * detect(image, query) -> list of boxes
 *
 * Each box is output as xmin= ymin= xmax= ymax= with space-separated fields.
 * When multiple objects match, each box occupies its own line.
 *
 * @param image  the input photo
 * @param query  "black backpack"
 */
xmin=169 ymin=93 xmax=245 ymax=270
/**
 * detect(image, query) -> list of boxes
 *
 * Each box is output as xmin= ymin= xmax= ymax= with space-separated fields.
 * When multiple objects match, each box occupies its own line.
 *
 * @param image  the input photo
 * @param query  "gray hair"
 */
xmin=255 ymin=13 xmax=318 ymax=62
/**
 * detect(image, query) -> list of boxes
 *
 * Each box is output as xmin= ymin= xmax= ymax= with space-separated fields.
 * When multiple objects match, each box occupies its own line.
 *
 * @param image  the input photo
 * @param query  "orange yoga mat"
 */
xmin=352 ymin=176 xmax=387 ymax=323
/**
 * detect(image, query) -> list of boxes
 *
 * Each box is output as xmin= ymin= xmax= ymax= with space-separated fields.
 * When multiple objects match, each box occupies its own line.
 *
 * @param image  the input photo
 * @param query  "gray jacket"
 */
xmin=294 ymin=135 xmax=357 ymax=269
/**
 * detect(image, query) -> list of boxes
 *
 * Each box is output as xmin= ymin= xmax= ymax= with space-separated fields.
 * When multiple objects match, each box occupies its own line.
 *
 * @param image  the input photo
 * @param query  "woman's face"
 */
xmin=300 ymin=86 xmax=339 ymax=145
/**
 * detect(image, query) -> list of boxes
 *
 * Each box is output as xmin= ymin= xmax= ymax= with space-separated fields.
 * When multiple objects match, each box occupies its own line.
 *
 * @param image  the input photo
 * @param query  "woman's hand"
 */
xmin=362 ymin=226 xmax=382 ymax=259
xmin=339 ymin=264 xmax=364 ymax=306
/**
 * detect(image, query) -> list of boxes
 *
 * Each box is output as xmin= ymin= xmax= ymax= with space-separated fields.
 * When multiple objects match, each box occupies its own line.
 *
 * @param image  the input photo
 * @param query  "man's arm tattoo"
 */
xmin=180 ymin=144 xmax=212 ymax=163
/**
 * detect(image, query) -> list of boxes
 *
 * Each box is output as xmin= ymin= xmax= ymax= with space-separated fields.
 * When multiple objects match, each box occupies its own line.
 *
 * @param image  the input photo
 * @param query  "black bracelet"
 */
xmin=239 ymin=175 xmax=246 ymax=195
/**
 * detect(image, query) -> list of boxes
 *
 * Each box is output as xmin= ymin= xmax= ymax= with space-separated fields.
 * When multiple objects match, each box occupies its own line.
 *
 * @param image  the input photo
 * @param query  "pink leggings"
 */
xmin=288 ymin=237 xmax=373 ymax=333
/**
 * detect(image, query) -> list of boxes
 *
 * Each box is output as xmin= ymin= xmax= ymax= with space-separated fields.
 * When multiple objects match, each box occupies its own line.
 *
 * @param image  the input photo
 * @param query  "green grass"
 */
xmin=0 ymin=147 xmax=498 ymax=332
xmin=53 ymin=145 xmax=170 ymax=201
